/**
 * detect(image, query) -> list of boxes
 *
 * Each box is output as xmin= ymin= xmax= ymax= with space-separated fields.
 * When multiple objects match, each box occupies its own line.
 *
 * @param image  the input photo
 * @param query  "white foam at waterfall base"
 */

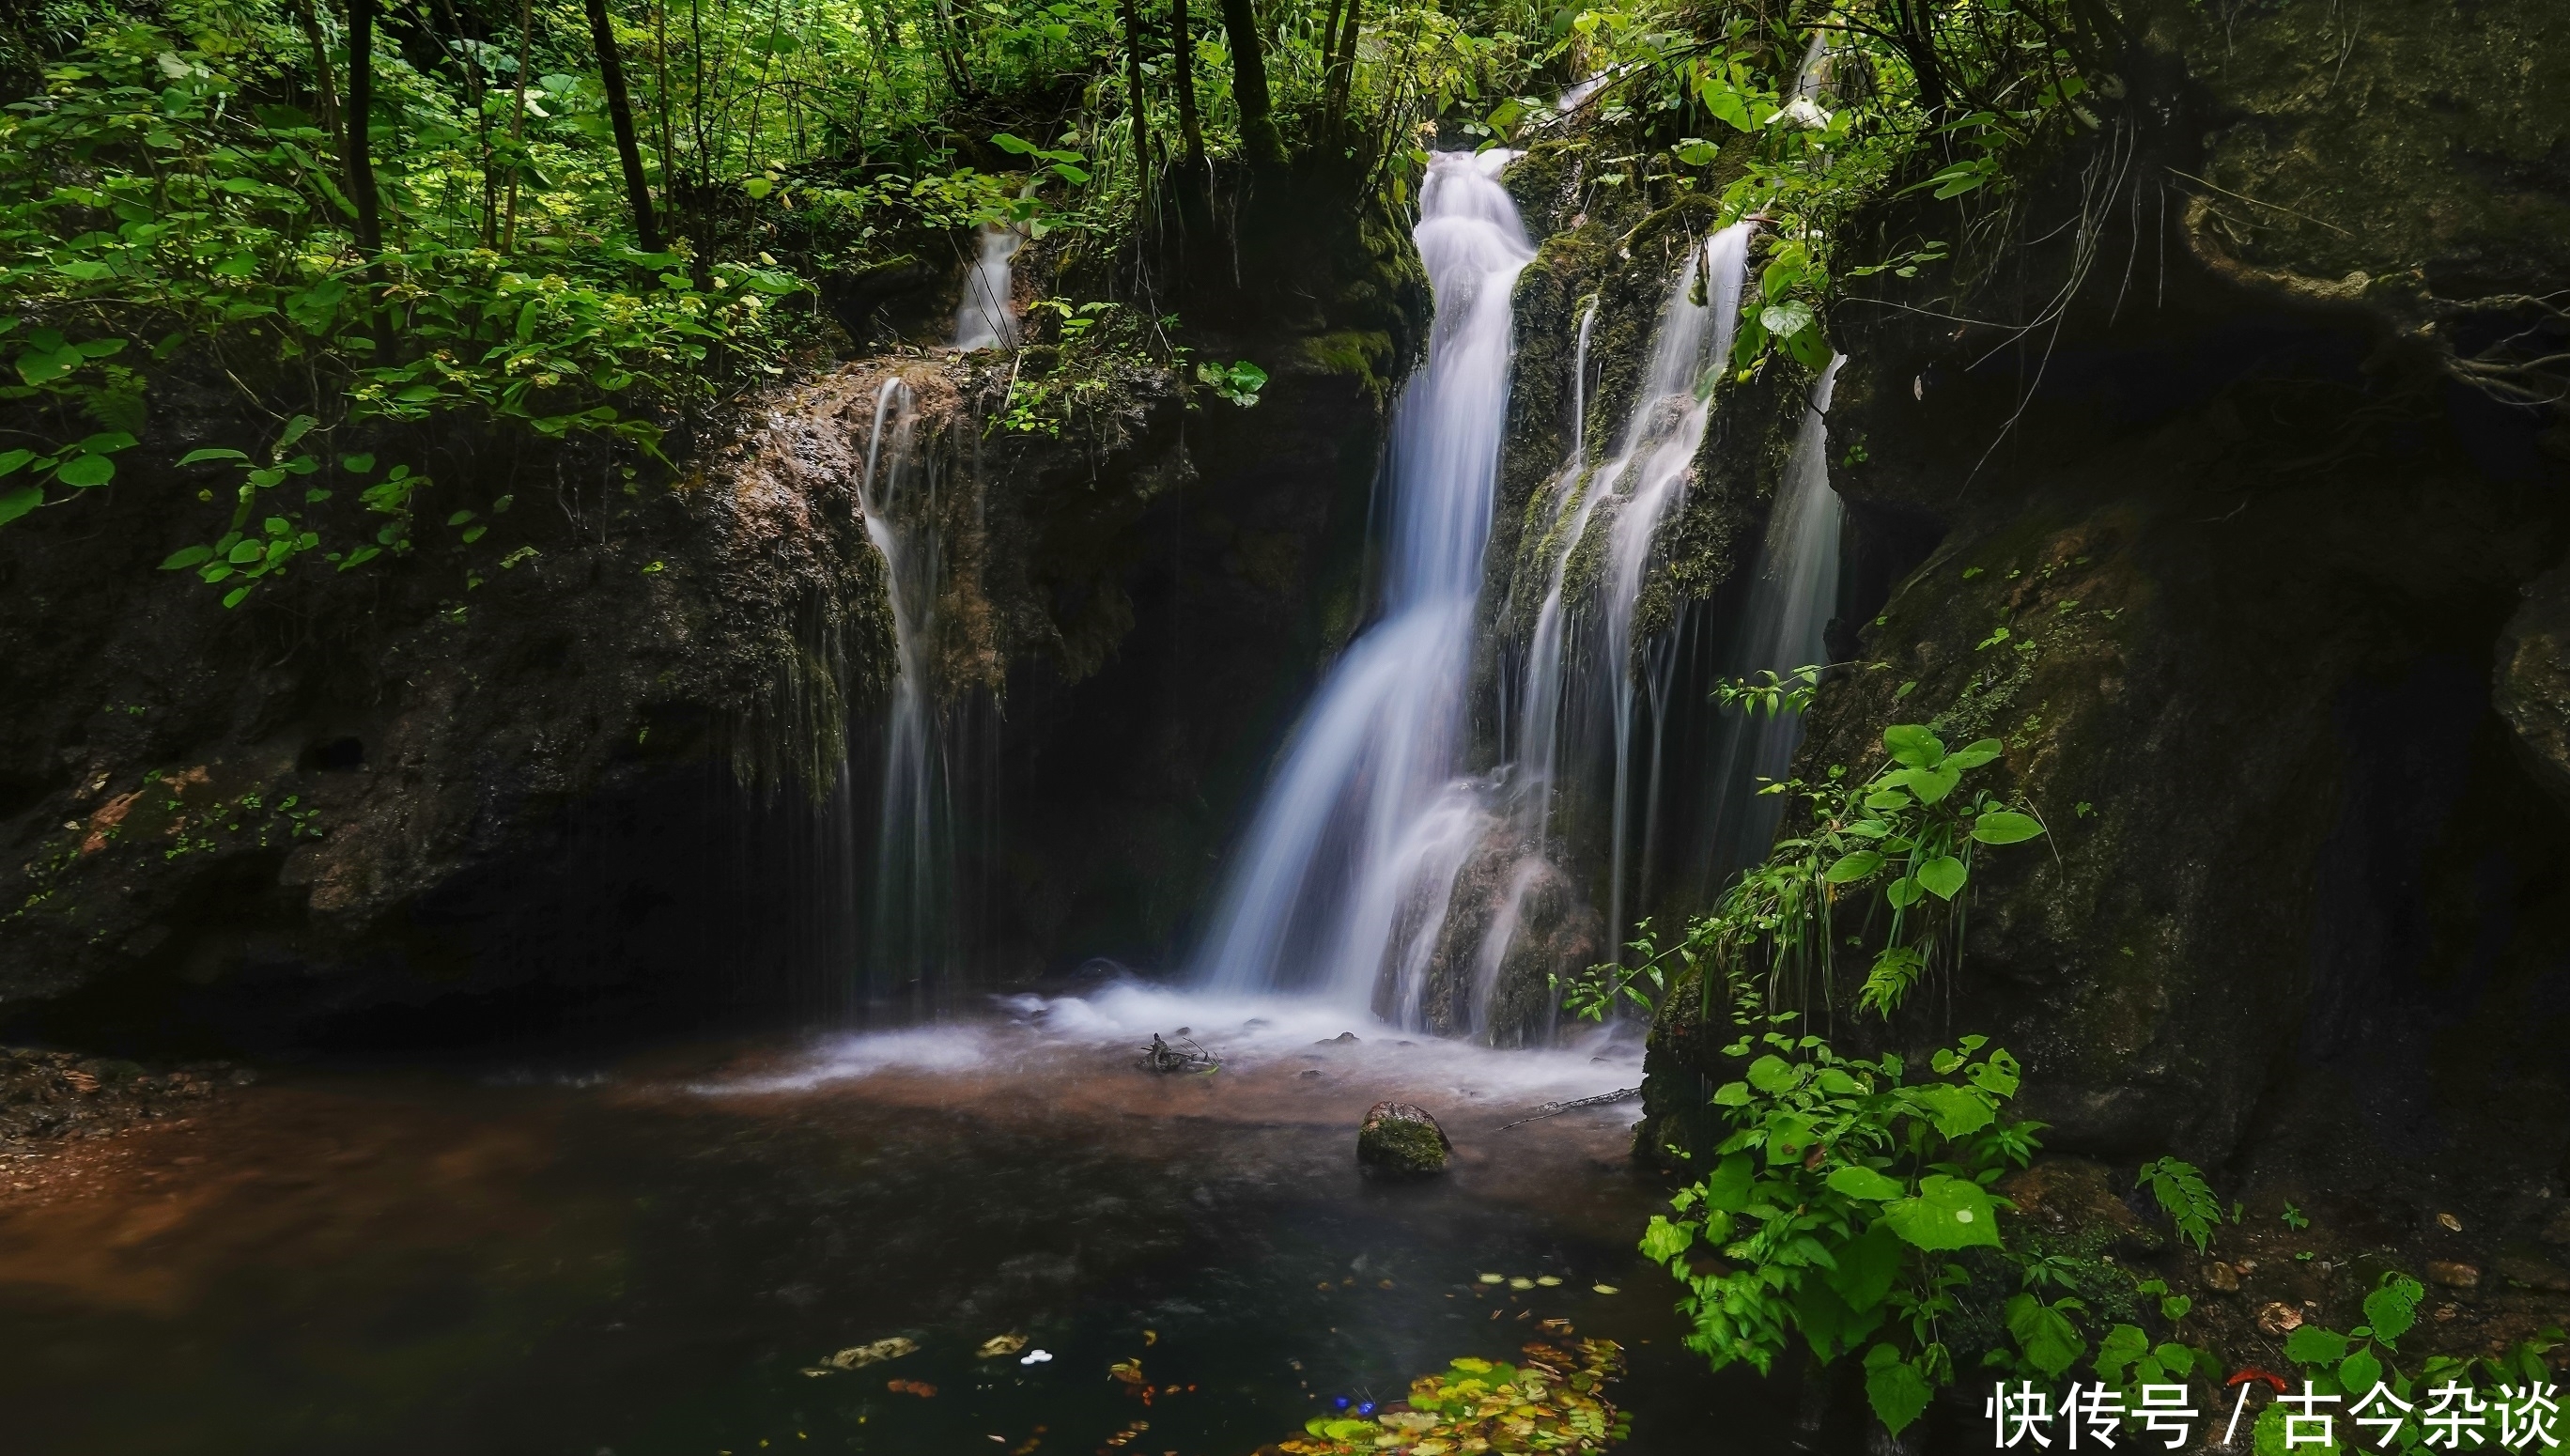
xmin=710 ymin=976 xmax=1643 ymax=1104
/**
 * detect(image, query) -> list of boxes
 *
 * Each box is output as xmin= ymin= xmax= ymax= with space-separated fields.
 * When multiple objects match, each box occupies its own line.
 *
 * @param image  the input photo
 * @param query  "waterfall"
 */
xmin=952 ymin=225 xmax=1022 ymax=351
xmin=1194 ymin=149 xmax=1533 ymax=1008
xmin=1507 ymin=224 xmax=1751 ymax=947
xmin=1694 ymin=354 xmax=1846 ymax=875
xmin=857 ymin=378 xmax=955 ymax=1001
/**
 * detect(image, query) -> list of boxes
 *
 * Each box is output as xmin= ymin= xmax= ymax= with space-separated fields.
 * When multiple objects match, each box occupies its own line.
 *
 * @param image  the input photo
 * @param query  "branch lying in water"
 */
xmin=1498 ymin=1087 xmax=1641 ymax=1131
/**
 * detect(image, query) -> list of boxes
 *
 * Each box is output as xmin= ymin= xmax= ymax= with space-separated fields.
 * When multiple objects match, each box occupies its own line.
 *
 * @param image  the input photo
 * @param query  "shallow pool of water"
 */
xmin=0 ymin=984 xmax=1795 ymax=1455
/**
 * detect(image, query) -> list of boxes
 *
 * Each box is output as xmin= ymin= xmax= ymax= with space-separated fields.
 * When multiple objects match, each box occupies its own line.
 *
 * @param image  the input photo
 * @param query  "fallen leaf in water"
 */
xmin=1142 ymin=1329 xmax=1158 ymax=1345
xmin=826 ymin=1337 xmax=919 ymax=1370
xmin=978 ymin=1333 xmax=1030 ymax=1358
xmin=1591 ymin=1285 xmax=1618 ymax=1295
xmin=1508 ymin=1278 xmax=1535 ymax=1290
xmin=2438 ymin=1212 xmax=2464 ymax=1232
xmin=1110 ymin=1358 xmax=1147 ymax=1386
xmin=1536 ymin=1277 xmax=1562 ymax=1287
xmin=1478 ymin=1274 xmax=1504 ymax=1284
xmin=886 ymin=1379 xmax=937 ymax=1398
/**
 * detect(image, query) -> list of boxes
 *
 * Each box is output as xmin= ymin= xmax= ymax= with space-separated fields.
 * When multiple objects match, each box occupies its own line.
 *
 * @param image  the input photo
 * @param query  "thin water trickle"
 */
xmin=1194 ymin=150 xmax=1533 ymax=1015
xmin=858 ymin=378 xmax=954 ymax=1002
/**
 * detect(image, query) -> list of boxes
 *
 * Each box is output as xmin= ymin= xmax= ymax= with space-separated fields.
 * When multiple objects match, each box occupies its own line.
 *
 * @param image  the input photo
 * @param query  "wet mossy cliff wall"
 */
xmin=0 ymin=176 xmax=1424 ymax=1046
xmin=1642 ymin=0 xmax=2570 ymax=1303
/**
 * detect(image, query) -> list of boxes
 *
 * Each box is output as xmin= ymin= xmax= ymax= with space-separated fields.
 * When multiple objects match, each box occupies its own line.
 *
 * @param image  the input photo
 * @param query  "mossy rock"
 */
xmin=1357 ymin=1101 xmax=1452 ymax=1175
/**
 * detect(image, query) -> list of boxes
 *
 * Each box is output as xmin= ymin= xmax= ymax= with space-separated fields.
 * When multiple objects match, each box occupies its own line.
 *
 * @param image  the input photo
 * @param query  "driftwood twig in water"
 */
xmin=1498 ymin=1087 xmax=1641 ymax=1131
xmin=1135 ymin=1033 xmax=1221 ymax=1074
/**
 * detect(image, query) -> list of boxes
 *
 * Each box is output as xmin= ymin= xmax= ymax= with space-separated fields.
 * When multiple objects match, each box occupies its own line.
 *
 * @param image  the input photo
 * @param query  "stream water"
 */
xmin=0 ymin=990 xmax=1792 ymax=1455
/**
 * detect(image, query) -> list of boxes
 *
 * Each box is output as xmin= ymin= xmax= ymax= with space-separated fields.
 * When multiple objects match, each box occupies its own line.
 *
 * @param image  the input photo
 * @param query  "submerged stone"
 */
xmin=1357 ymin=1101 xmax=1452 ymax=1175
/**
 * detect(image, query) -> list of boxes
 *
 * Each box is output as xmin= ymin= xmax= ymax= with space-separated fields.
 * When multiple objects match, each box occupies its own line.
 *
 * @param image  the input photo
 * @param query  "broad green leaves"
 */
xmin=1881 ymin=1174 xmax=2001 ymax=1251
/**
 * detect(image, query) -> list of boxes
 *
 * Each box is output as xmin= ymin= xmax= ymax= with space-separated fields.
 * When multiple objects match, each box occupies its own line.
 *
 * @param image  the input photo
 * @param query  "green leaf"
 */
xmin=1746 ymin=1054 xmax=1802 ymax=1093
xmin=1825 ymin=850 xmax=1884 ymax=883
xmin=1826 ymin=1165 xmax=1906 ymax=1201
xmin=1822 ymin=1223 xmax=1904 ymax=1312
xmin=1914 ymin=855 xmax=1968 ymax=900
xmin=1881 ymin=1173 xmax=2001 ymax=1250
xmin=0 ymin=484 xmax=40 ymax=526
xmin=1883 ymin=724 xmax=1944 ymax=768
xmin=1884 ymin=875 xmax=1923 ymax=908
xmin=1759 ymin=299 xmax=1815 ymax=338
xmin=2363 ymin=1278 xmax=2420 ymax=1343
xmin=1639 ymin=1215 xmax=1695 ymax=1262
xmin=991 ymin=132 xmax=1040 ymax=155
xmin=1893 ymin=764 xmax=1962 ymax=803
xmin=1944 ymin=738 xmax=2004 ymax=770
xmin=76 ymin=432 xmax=137 ymax=455
xmin=2005 ymin=1293 xmax=2086 ymax=1378
xmin=2095 ymin=1324 xmax=2150 ymax=1384
xmin=1905 ymin=1083 xmax=1995 ymax=1138
xmin=54 ymin=454 xmax=114 ymax=488
xmin=2283 ymin=1325 xmax=2349 ymax=1365
xmin=178 ymin=448 xmax=249 ymax=467
xmin=2338 ymin=1347 xmax=2383 ymax=1395
xmin=742 ymin=176 xmax=774 ymax=199
xmin=1972 ymin=811 xmax=2045 ymax=844
xmin=1863 ymin=1345 xmax=1932 ymax=1434
xmin=1701 ymin=1153 xmax=1755 ymax=1211
xmin=159 ymin=545 xmax=214 ymax=570
xmin=0 ymin=448 xmax=33 ymax=476
xmin=341 ymin=454 xmax=377 ymax=473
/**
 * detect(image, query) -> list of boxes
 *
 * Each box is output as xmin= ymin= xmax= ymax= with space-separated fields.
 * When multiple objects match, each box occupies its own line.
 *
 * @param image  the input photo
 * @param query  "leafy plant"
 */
xmin=1639 ymin=1004 xmax=2047 ymax=1435
xmin=1556 ymin=722 xmax=2046 ymax=1027
xmin=1196 ymin=357 xmax=1267 ymax=407
xmin=2136 ymin=1156 xmax=2223 ymax=1255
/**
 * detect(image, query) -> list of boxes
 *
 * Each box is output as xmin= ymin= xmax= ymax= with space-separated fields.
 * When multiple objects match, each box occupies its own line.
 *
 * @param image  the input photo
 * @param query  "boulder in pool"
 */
xmin=1357 ymin=1101 xmax=1451 ymax=1175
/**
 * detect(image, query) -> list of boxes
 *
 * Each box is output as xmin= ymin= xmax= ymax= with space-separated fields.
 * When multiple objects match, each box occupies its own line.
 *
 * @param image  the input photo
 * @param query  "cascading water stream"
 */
xmin=952 ymin=225 xmax=1022 ymax=351
xmin=857 ymin=379 xmax=954 ymax=1001
xmin=1507 ymin=224 xmax=1751 ymax=943
xmin=1194 ymin=150 xmax=1533 ymax=1012
xmin=1692 ymin=354 xmax=1846 ymax=874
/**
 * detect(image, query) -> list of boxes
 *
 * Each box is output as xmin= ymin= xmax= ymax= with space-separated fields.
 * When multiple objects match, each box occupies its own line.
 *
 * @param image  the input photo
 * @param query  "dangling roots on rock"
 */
xmin=1135 ymin=1033 xmax=1221 ymax=1074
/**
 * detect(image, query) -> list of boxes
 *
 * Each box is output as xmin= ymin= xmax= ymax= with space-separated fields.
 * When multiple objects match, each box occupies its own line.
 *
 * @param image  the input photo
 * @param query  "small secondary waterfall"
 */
xmin=856 ymin=378 xmax=956 ymax=999
xmin=1693 ymin=354 xmax=1846 ymax=873
xmin=1195 ymin=149 xmax=1533 ymax=1007
xmin=1508 ymin=223 xmax=1752 ymax=947
xmin=952 ymin=225 xmax=1022 ymax=351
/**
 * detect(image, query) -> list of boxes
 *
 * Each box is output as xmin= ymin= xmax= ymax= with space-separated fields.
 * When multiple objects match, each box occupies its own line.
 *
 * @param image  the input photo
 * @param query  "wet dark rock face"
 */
xmin=0 ymin=178 xmax=1425 ymax=1047
xmin=1635 ymin=0 xmax=2570 ymax=1370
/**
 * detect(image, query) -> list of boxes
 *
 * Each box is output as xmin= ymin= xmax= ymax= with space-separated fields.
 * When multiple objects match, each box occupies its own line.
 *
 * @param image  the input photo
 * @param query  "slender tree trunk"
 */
xmin=1171 ymin=0 xmax=1204 ymax=174
xmin=1216 ymin=0 xmax=1284 ymax=168
xmin=1120 ymin=0 xmax=1149 ymax=191
xmin=291 ymin=0 xmax=343 ymax=157
xmin=501 ymin=0 xmax=533 ymax=250
xmin=343 ymin=0 xmax=382 ymax=255
xmin=584 ymin=0 xmax=662 ymax=251
xmin=1322 ymin=0 xmax=1361 ymax=147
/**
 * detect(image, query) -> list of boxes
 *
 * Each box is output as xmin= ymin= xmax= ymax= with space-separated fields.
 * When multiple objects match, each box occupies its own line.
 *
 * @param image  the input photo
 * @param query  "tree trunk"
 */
xmin=291 ymin=0 xmax=343 ymax=158
xmin=1321 ymin=0 xmax=1361 ymax=147
xmin=1120 ymin=0 xmax=1149 ymax=188
xmin=1171 ymin=0 xmax=1204 ymax=173
xmin=501 ymin=0 xmax=534 ymax=250
xmin=1215 ymin=0 xmax=1284 ymax=169
xmin=342 ymin=0 xmax=382 ymax=256
xmin=583 ymin=0 xmax=662 ymax=252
